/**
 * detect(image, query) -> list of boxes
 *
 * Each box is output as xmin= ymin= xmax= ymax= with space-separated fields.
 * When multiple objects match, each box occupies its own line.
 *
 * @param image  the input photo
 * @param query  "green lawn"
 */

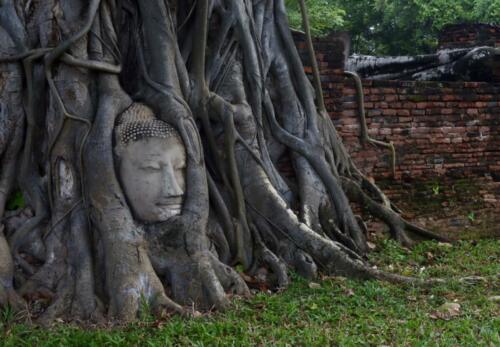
xmin=1 ymin=239 xmax=499 ymax=346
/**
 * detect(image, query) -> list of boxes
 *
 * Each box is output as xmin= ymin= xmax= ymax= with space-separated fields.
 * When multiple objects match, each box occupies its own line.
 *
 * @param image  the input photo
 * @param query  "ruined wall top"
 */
xmin=438 ymin=23 xmax=500 ymax=50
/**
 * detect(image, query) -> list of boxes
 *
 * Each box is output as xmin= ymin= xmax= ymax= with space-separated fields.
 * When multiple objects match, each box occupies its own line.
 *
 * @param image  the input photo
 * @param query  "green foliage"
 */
xmin=432 ymin=183 xmax=441 ymax=195
xmin=285 ymin=0 xmax=345 ymax=36
xmin=0 ymin=306 xmax=15 ymax=328
xmin=2 ymin=239 xmax=499 ymax=346
xmin=472 ymin=0 xmax=500 ymax=23
xmin=468 ymin=212 xmax=476 ymax=222
xmin=286 ymin=0 xmax=499 ymax=55
xmin=139 ymin=294 xmax=155 ymax=323
xmin=6 ymin=191 xmax=24 ymax=211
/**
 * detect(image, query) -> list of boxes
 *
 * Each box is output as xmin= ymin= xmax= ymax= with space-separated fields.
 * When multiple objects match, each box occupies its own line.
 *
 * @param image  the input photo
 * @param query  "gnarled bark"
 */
xmin=347 ymin=46 xmax=500 ymax=81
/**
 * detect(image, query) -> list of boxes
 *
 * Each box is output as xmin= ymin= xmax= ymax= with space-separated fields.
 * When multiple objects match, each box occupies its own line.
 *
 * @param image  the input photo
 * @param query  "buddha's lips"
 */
xmin=156 ymin=198 xmax=183 ymax=208
xmin=158 ymin=205 xmax=182 ymax=209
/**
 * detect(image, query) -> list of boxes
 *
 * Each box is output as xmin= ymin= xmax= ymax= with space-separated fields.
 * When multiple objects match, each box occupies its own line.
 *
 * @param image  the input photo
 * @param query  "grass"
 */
xmin=1 ymin=239 xmax=499 ymax=346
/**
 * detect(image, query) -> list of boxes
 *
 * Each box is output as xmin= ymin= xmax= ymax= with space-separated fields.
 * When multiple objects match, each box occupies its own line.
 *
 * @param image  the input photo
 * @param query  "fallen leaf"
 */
xmin=258 ymin=283 xmax=270 ymax=291
xmin=192 ymin=310 xmax=203 ymax=318
xmin=308 ymin=282 xmax=321 ymax=289
xmin=459 ymin=276 xmax=487 ymax=285
xmin=153 ymin=320 xmax=165 ymax=329
xmin=430 ymin=302 xmax=461 ymax=320
xmin=367 ymin=241 xmax=376 ymax=250
xmin=429 ymin=313 xmax=439 ymax=320
xmin=322 ymin=275 xmax=348 ymax=282
xmin=437 ymin=242 xmax=452 ymax=248
xmin=240 ymin=273 xmax=254 ymax=282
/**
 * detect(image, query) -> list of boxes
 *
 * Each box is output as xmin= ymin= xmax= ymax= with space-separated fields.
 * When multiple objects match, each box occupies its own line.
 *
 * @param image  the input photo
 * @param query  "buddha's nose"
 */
xmin=161 ymin=164 xmax=184 ymax=197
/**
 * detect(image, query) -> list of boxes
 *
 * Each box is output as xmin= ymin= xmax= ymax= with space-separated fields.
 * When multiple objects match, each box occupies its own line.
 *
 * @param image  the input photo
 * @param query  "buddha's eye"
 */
xmin=172 ymin=157 xmax=186 ymax=170
xmin=141 ymin=166 xmax=160 ymax=172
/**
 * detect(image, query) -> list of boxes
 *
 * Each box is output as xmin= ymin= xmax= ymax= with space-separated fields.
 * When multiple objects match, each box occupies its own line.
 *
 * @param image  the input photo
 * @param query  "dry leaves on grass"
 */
xmin=308 ymin=282 xmax=321 ymax=289
xmin=429 ymin=302 xmax=461 ymax=320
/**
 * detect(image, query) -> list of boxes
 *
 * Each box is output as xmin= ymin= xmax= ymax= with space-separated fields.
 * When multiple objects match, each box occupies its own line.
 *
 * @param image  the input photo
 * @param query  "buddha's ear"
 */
xmin=113 ymin=144 xmax=124 ymax=164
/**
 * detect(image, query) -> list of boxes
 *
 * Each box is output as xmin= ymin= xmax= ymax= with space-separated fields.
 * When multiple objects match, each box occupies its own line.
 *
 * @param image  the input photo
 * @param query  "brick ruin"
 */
xmin=337 ymin=79 xmax=500 ymax=180
xmin=294 ymin=25 xmax=500 ymax=184
xmin=438 ymin=23 xmax=500 ymax=50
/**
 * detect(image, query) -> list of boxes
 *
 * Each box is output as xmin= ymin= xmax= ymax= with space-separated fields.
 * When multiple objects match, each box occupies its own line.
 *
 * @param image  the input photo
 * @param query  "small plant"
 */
xmin=467 ymin=212 xmax=476 ymax=223
xmin=0 ymin=305 xmax=15 ymax=328
xmin=6 ymin=191 xmax=25 ymax=211
xmin=138 ymin=294 xmax=154 ymax=323
xmin=432 ymin=183 xmax=440 ymax=196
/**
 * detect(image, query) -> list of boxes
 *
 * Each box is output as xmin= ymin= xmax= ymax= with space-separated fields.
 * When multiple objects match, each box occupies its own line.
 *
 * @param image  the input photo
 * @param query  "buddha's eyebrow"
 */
xmin=143 ymin=153 xmax=163 ymax=159
xmin=135 ymin=158 xmax=161 ymax=166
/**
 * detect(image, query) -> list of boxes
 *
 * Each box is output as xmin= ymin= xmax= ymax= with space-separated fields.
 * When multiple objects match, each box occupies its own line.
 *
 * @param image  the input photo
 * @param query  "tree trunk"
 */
xmin=0 ymin=0 xmax=446 ymax=323
xmin=347 ymin=46 xmax=499 ymax=81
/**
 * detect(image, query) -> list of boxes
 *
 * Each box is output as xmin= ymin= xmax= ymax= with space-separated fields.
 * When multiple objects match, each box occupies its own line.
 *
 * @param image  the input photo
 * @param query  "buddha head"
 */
xmin=114 ymin=103 xmax=186 ymax=223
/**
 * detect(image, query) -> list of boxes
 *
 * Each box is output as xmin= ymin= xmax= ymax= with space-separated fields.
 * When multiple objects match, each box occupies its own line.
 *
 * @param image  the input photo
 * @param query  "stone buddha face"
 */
xmin=114 ymin=103 xmax=186 ymax=223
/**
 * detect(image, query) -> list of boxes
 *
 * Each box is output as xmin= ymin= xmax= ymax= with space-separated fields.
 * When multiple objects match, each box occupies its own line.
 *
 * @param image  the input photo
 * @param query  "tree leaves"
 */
xmin=285 ymin=0 xmax=499 ymax=55
xmin=285 ymin=0 xmax=345 ymax=36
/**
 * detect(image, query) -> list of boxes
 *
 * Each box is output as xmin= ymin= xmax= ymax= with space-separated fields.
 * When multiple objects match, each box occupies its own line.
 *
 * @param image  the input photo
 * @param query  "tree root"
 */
xmin=0 ymin=0 xmax=456 ymax=324
xmin=147 ymin=231 xmax=250 ymax=310
xmin=0 ymin=225 xmax=26 ymax=312
xmin=0 ymin=286 xmax=26 ymax=314
xmin=248 ymin=225 xmax=290 ymax=288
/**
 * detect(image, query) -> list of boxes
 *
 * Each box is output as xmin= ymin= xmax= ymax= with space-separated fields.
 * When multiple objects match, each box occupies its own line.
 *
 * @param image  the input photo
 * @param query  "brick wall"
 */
xmin=336 ymin=79 xmax=500 ymax=180
xmin=294 ymin=26 xmax=500 ymax=181
xmin=292 ymin=31 xmax=349 ymax=73
xmin=438 ymin=23 xmax=500 ymax=49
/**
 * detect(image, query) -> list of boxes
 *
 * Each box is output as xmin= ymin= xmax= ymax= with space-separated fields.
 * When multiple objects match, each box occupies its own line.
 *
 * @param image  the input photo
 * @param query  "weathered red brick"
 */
xmin=443 ymin=95 xmax=456 ymax=101
xmin=383 ymin=109 xmax=397 ymax=116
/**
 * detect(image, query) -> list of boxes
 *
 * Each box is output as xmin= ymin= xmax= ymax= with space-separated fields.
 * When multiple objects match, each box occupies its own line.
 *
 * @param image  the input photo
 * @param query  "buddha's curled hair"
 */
xmin=114 ymin=103 xmax=182 ymax=155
